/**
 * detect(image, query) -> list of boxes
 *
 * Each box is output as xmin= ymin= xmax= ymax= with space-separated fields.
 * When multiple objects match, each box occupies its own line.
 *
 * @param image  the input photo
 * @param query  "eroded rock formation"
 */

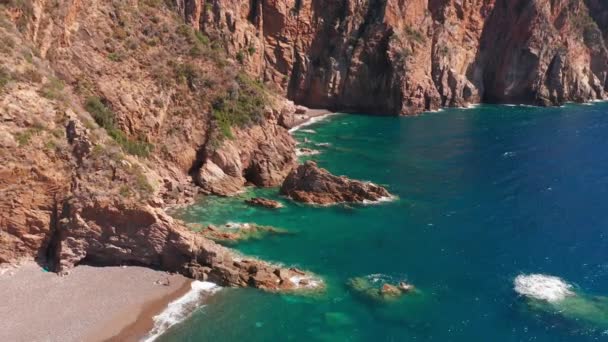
xmin=280 ymin=161 xmax=392 ymax=205
xmin=195 ymin=101 xmax=297 ymax=196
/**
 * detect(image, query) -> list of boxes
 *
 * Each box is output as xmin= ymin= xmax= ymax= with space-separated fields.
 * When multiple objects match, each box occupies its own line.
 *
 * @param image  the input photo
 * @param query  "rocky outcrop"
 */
xmin=245 ymin=197 xmax=284 ymax=209
xmin=280 ymin=161 xmax=392 ymax=205
xmin=195 ymin=101 xmax=297 ymax=196
xmin=188 ymin=0 xmax=608 ymax=114
xmin=200 ymin=223 xmax=290 ymax=243
xmin=54 ymin=196 xmax=317 ymax=290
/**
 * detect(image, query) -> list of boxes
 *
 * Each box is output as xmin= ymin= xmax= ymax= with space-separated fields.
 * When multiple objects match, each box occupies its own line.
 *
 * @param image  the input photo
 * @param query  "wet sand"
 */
xmin=0 ymin=262 xmax=190 ymax=342
xmin=288 ymin=108 xmax=332 ymax=131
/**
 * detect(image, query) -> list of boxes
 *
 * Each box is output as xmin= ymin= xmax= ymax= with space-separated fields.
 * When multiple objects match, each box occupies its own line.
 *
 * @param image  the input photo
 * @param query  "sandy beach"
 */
xmin=288 ymin=108 xmax=333 ymax=132
xmin=0 ymin=262 xmax=191 ymax=342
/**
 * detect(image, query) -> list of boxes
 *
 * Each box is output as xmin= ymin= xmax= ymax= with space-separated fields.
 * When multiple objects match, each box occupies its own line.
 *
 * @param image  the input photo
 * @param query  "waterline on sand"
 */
xmin=288 ymin=113 xmax=338 ymax=133
xmin=143 ymin=281 xmax=221 ymax=342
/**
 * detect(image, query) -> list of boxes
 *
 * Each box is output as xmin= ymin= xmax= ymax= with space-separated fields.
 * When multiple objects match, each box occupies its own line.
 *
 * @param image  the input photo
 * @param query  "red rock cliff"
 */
xmin=183 ymin=0 xmax=608 ymax=114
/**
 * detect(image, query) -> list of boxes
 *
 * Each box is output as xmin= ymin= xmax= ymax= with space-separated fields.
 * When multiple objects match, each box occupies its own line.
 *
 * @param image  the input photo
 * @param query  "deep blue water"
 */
xmin=163 ymin=103 xmax=608 ymax=341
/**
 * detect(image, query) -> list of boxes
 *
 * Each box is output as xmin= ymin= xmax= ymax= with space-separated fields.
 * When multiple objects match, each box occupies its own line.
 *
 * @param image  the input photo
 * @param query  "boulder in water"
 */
xmin=245 ymin=197 xmax=283 ymax=209
xmin=280 ymin=161 xmax=392 ymax=205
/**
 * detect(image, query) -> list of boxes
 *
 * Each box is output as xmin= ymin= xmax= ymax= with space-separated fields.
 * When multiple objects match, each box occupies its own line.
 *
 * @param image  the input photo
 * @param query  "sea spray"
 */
xmin=514 ymin=274 xmax=608 ymax=331
xmin=288 ymin=113 xmax=338 ymax=133
xmin=143 ymin=281 xmax=220 ymax=342
xmin=514 ymin=274 xmax=575 ymax=303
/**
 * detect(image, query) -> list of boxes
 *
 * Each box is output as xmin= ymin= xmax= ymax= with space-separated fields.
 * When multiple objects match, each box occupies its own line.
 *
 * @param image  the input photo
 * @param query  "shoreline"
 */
xmin=102 ymin=279 xmax=193 ymax=342
xmin=0 ymin=263 xmax=191 ymax=342
xmin=288 ymin=108 xmax=334 ymax=133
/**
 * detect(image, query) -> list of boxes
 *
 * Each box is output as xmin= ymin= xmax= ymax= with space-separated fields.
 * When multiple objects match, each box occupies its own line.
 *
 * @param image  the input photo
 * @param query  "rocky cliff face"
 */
xmin=0 ymin=0 xmax=308 ymax=289
xmin=2 ymin=0 xmax=608 ymax=287
xmin=185 ymin=0 xmax=608 ymax=114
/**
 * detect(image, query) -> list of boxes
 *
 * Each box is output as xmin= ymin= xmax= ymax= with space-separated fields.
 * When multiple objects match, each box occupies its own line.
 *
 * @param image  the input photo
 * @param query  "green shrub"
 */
xmin=40 ymin=77 xmax=64 ymax=99
xmin=212 ymin=73 xmax=267 ymax=139
xmin=107 ymin=52 xmax=125 ymax=62
xmin=236 ymin=51 xmax=245 ymax=64
xmin=15 ymin=127 xmax=41 ymax=146
xmin=404 ymin=27 xmax=425 ymax=44
xmin=85 ymin=97 xmax=153 ymax=157
xmin=0 ymin=67 xmax=11 ymax=90
xmin=0 ymin=36 xmax=15 ymax=54
xmin=16 ymin=68 xmax=42 ymax=83
xmin=194 ymin=30 xmax=210 ymax=45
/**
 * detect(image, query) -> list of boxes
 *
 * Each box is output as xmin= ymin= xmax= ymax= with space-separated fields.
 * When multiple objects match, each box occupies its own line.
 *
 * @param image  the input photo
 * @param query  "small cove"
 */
xmin=162 ymin=103 xmax=608 ymax=341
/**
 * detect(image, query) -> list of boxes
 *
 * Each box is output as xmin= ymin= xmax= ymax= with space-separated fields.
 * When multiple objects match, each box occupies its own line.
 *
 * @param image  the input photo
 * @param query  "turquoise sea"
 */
xmin=162 ymin=103 xmax=608 ymax=341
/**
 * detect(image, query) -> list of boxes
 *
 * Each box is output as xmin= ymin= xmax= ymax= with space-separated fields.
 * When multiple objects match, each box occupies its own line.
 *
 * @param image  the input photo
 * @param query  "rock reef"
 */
xmin=245 ymin=197 xmax=284 ymax=209
xmin=280 ymin=161 xmax=392 ymax=205
xmin=347 ymin=276 xmax=415 ymax=302
xmin=200 ymin=223 xmax=290 ymax=243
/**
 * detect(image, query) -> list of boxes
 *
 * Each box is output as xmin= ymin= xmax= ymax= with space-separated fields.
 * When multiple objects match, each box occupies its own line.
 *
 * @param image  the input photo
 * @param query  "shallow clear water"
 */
xmin=162 ymin=104 xmax=608 ymax=341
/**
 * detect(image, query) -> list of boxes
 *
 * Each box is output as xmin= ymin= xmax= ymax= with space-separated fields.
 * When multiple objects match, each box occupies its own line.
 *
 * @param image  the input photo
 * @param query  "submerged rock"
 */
xmin=201 ymin=223 xmax=291 ymax=244
xmin=347 ymin=276 xmax=415 ymax=303
xmin=381 ymin=284 xmax=402 ymax=298
xmin=245 ymin=197 xmax=283 ymax=209
xmin=280 ymin=161 xmax=392 ymax=205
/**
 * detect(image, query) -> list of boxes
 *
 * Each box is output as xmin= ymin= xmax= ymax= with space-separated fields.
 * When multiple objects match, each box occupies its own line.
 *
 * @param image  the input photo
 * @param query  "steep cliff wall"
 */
xmin=186 ymin=0 xmax=608 ymax=114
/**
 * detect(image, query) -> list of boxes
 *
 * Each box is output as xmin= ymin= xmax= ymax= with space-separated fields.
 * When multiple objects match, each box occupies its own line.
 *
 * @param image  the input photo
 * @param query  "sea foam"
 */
xmin=143 ymin=281 xmax=221 ymax=342
xmin=514 ymin=274 xmax=575 ymax=303
xmin=288 ymin=113 xmax=337 ymax=133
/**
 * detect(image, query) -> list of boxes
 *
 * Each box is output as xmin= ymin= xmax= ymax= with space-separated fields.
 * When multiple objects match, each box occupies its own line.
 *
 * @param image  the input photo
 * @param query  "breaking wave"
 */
xmin=514 ymin=274 xmax=574 ymax=303
xmin=143 ymin=281 xmax=221 ymax=342
xmin=288 ymin=113 xmax=338 ymax=133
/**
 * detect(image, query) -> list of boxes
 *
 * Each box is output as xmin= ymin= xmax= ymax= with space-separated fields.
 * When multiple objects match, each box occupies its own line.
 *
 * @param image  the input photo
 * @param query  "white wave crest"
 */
xmin=288 ymin=113 xmax=337 ymax=133
xmin=289 ymin=275 xmax=323 ymax=289
xmin=143 ymin=281 xmax=221 ymax=342
xmin=514 ymin=274 xmax=575 ymax=303
xmin=361 ymin=194 xmax=398 ymax=205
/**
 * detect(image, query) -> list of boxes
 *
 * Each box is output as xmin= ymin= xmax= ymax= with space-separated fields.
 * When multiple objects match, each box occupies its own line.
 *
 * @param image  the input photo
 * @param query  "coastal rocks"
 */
xmin=245 ymin=198 xmax=283 ymax=209
xmin=195 ymin=101 xmax=297 ymax=196
xmin=53 ymin=197 xmax=319 ymax=291
xmin=200 ymin=223 xmax=290 ymax=243
xmin=295 ymin=147 xmax=320 ymax=157
xmin=347 ymin=276 xmax=415 ymax=303
xmin=280 ymin=161 xmax=392 ymax=205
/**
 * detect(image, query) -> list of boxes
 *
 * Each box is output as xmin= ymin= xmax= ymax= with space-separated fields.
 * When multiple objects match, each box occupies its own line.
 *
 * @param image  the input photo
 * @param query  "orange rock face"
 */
xmin=191 ymin=0 xmax=608 ymax=114
xmin=280 ymin=161 xmax=392 ymax=205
